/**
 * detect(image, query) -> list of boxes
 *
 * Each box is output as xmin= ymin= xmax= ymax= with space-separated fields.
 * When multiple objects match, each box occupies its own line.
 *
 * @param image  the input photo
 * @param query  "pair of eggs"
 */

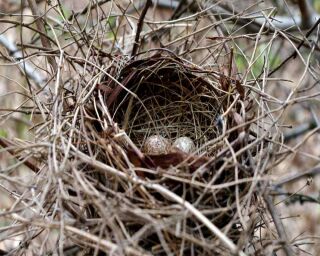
xmin=143 ymin=135 xmax=195 ymax=155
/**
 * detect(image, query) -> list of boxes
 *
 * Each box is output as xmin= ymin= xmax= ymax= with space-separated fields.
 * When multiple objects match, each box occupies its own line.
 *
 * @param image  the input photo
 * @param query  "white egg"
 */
xmin=173 ymin=137 xmax=195 ymax=153
xmin=143 ymin=135 xmax=171 ymax=155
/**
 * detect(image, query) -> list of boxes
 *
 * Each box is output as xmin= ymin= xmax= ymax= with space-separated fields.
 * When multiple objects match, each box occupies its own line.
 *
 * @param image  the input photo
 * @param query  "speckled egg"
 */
xmin=143 ymin=135 xmax=171 ymax=155
xmin=173 ymin=137 xmax=195 ymax=153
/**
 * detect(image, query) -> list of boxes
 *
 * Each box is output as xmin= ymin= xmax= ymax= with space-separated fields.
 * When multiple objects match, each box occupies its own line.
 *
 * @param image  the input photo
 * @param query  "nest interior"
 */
xmin=108 ymin=55 xmax=222 ymax=151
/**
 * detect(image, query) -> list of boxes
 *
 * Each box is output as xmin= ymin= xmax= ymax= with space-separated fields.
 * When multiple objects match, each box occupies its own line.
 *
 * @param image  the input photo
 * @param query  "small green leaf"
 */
xmin=0 ymin=129 xmax=8 ymax=138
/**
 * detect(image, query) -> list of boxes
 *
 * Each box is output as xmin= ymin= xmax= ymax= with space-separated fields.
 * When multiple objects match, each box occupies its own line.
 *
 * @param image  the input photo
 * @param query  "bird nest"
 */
xmin=67 ymin=52 xmax=258 ymax=254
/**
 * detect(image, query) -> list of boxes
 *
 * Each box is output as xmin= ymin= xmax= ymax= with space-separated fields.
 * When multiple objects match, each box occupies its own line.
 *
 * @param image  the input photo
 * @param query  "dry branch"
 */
xmin=27 ymin=0 xmax=57 ymax=72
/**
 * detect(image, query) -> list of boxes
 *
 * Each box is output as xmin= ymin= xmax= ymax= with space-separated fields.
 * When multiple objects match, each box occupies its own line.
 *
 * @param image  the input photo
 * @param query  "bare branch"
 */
xmin=263 ymin=193 xmax=295 ymax=256
xmin=210 ymin=1 xmax=320 ymax=32
xmin=274 ymin=166 xmax=320 ymax=187
xmin=131 ymin=0 xmax=152 ymax=57
xmin=297 ymin=0 xmax=317 ymax=29
xmin=27 ymin=0 xmax=57 ymax=72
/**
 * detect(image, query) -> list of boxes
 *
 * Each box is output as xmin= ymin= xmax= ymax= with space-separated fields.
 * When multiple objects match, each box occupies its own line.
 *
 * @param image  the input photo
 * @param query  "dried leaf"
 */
xmin=235 ymin=80 xmax=245 ymax=99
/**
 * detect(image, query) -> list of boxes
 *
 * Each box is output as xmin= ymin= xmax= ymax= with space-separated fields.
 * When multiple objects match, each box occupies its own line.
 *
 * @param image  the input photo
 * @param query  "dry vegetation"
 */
xmin=0 ymin=0 xmax=320 ymax=255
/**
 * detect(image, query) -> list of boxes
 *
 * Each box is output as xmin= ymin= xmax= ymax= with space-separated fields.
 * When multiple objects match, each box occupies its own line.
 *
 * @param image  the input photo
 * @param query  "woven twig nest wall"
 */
xmin=76 ymin=52 xmax=257 ymax=254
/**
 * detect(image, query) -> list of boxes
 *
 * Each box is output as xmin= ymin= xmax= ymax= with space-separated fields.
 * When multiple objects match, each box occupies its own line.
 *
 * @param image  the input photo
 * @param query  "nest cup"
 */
xmin=110 ymin=54 xmax=222 ymax=152
xmin=93 ymin=52 xmax=253 ymax=253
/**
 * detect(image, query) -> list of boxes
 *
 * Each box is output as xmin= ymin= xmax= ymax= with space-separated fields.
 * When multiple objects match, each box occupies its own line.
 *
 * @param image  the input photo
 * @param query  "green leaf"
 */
xmin=0 ymin=129 xmax=8 ymax=138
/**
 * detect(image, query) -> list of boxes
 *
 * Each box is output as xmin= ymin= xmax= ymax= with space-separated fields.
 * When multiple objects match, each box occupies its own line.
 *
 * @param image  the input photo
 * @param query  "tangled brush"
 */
xmin=1 ymin=1 xmax=302 ymax=255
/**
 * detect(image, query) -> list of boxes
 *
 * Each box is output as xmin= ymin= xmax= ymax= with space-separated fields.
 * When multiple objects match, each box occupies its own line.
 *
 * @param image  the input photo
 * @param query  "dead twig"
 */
xmin=131 ymin=0 xmax=152 ymax=57
xmin=297 ymin=0 xmax=317 ymax=29
xmin=27 ymin=0 xmax=57 ymax=72
xmin=0 ymin=138 xmax=40 ymax=173
xmin=274 ymin=166 xmax=320 ymax=187
xmin=263 ymin=192 xmax=295 ymax=256
xmin=268 ymin=18 xmax=320 ymax=76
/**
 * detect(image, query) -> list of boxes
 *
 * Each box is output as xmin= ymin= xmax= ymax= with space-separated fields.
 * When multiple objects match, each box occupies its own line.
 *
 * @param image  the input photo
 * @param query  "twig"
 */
xmin=131 ymin=0 xmax=152 ymax=57
xmin=297 ymin=0 xmax=317 ymax=29
xmin=0 ymin=138 xmax=39 ymax=173
xmin=150 ymin=0 xmax=188 ymax=40
xmin=67 ymin=0 xmax=111 ymax=21
xmin=284 ymin=103 xmax=320 ymax=141
xmin=274 ymin=166 xmax=320 ymax=187
xmin=263 ymin=193 xmax=295 ymax=256
xmin=309 ymin=105 xmax=320 ymax=127
xmin=170 ymin=0 xmax=188 ymax=19
xmin=290 ymin=16 xmax=320 ymax=56
xmin=284 ymin=120 xmax=316 ymax=142
xmin=27 ymin=0 xmax=57 ymax=72
xmin=72 ymin=146 xmax=247 ymax=256
xmin=11 ymin=213 xmax=149 ymax=256
xmin=211 ymin=1 xmax=320 ymax=32
xmin=268 ymin=18 xmax=320 ymax=76
xmin=271 ymin=189 xmax=320 ymax=205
